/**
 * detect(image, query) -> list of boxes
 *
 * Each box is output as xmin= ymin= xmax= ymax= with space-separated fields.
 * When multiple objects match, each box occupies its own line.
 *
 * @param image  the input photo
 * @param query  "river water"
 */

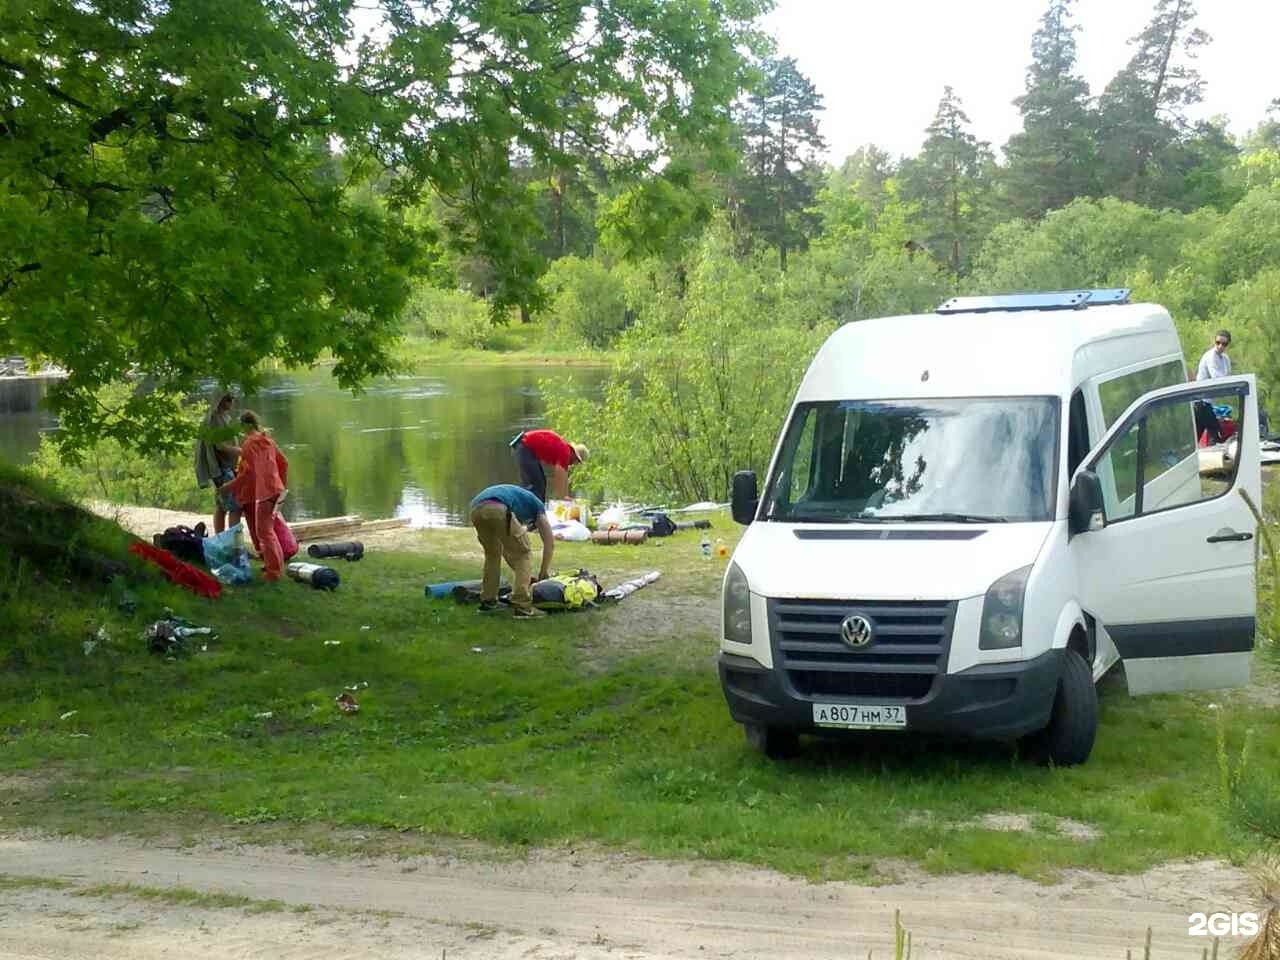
xmin=0 ymin=365 xmax=608 ymax=526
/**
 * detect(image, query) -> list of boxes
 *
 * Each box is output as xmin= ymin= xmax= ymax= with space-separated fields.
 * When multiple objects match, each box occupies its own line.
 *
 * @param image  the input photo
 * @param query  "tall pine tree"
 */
xmin=1096 ymin=0 xmax=1211 ymax=203
xmin=734 ymin=57 xmax=827 ymax=271
xmin=901 ymin=87 xmax=994 ymax=278
xmin=1002 ymin=0 xmax=1098 ymax=219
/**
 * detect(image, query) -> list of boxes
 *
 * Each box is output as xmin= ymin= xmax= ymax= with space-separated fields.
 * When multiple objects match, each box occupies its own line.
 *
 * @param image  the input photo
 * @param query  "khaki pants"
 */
xmin=470 ymin=502 xmax=533 ymax=611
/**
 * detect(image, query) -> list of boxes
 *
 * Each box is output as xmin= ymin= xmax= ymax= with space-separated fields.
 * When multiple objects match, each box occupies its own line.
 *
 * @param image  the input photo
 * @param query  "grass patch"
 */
xmin=2 ymin=464 xmax=1278 ymax=881
xmin=75 ymin=882 xmax=290 ymax=913
xmin=392 ymin=325 xmax=608 ymax=370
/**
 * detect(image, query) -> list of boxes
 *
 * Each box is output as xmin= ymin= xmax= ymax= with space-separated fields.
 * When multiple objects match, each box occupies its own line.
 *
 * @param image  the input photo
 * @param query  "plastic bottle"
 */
xmin=700 ymin=533 xmax=711 ymax=558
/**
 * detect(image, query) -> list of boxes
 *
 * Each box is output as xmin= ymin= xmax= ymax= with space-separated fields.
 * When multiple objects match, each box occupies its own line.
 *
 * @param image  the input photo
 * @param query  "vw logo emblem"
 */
xmin=840 ymin=614 xmax=873 ymax=649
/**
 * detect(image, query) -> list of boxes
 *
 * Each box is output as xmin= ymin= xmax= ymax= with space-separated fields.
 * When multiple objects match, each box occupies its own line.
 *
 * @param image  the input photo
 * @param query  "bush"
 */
xmin=544 ymin=226 xmax=829 ymax=504
xmin=400 ymin=283 xmax=492 ymax=349
xmin=968 ymin=197 xmax=1214 ymax=295
xmin=30 ymin=384 xmax=206 ymax=512
xmin=542 ymin=256 xmax=631 ymax=348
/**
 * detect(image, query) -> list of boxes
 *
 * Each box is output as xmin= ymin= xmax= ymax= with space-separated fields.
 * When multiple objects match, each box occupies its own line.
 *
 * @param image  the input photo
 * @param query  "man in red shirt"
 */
xmin=510 ymin=429 xmax=588 ymax=503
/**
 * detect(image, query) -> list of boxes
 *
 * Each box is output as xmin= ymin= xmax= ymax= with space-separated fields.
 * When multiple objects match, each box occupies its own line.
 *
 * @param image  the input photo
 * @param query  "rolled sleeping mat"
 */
xmin=308 ymin=541 xmax=364 ymax=561
xmin=286 ymin=561 xmax=340 ymax=591
xmin=590 ymin=529 xmax=647 ymax=545
xmin=424 ymin=578 xmax=509 ymax=599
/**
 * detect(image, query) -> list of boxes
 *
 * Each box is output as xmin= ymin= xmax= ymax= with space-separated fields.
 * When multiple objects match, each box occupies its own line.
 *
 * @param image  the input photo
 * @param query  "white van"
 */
xmin=719 ymin=290 xmax=1260 ymax=765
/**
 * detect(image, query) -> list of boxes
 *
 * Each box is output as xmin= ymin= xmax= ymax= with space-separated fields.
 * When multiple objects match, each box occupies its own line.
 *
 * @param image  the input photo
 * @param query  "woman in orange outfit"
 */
xmin=225 ymin=410 xmax=289 ymax=582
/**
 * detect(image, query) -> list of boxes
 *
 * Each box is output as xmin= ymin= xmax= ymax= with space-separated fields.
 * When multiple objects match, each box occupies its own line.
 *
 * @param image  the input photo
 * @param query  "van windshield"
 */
xmin=762 ymin=398 xmax=1059 ymax=524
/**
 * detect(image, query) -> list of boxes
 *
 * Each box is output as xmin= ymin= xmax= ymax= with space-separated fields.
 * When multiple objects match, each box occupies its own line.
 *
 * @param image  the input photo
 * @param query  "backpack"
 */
xmin=532 ymin=569 xmax=602 ymax=610
xmin=153 ymin=523 xmax=208 ymax=566
xmin=646 ymin=512 xmax=678 ymax=537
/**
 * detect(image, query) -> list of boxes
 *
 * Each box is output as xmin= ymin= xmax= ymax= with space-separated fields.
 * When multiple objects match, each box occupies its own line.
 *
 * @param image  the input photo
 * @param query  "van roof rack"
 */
xmin=936 ymin=288 xmax=1131 ymax=315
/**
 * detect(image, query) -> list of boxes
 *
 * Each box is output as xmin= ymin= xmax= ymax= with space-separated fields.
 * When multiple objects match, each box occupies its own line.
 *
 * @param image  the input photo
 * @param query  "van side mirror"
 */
xmin=731 ymin=470 xmax=759 ymax=525
xmin=1068 ymin=470 xmax=1104 ymax=536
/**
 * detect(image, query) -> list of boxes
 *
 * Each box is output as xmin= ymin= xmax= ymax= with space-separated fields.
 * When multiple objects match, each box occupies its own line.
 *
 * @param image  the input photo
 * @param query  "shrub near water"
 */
xmin=31 ymin=384 xmax=206 ymax=512
xmin=544 ymin=228 xmax=829 ymax=504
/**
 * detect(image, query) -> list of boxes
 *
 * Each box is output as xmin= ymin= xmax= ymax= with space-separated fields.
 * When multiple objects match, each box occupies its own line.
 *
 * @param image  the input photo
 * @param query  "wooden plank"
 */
xmin=358 ymin=517 xmax=412 ymax=533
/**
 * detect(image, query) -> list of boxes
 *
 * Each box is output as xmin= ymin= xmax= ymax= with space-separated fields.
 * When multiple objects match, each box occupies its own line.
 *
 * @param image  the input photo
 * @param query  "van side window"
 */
xmin=1097 ymin=359 xmax=1186 ymax=428
xmin=1090 ymin=384 xmax=1239 ymax=523
xmin=1067 ymin=389 xmax=1089 ymax=478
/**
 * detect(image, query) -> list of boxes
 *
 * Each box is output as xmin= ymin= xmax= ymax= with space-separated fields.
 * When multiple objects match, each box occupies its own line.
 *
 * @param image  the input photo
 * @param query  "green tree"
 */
xmin=544 ymin=222 xmax=826 ymax=502
xmin=734 ymin=56 xmax=827 ymax=270
xmin=0 ymin=0 xmax=769 ymax=453
xmin=1002 ymin=0 xmax=1098 ymax=218
xmin=900 ymin=86 xmax=994 ymax=278
xmin=969 ymin=197 xmax=1214 ymax=295
xmin=1096 ymin=0 xmax=1212 ymax=204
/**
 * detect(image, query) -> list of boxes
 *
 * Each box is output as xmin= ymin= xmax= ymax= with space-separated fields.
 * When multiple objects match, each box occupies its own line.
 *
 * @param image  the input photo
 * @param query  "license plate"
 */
xmin=812 ymin=703 xmax=906 ymax=730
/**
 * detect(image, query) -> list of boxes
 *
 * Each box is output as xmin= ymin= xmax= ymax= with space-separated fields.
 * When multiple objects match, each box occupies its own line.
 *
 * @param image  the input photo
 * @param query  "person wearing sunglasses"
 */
xmin=1196 ymin=330 xmax=1232 ymax=381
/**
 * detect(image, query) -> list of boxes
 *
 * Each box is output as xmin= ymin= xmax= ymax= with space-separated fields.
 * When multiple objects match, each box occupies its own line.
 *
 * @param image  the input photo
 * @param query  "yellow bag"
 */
xmin=547 ymin=498 xmax=592 ymax=527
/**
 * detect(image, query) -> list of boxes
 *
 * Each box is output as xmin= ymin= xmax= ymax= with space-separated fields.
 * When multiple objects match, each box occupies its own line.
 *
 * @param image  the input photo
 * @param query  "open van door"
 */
xmin=1069 ymin=375 xmax=1260 ymax=695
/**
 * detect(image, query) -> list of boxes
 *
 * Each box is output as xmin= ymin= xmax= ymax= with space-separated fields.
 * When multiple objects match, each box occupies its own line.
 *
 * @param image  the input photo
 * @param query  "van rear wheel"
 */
xmin=1031 ymin=649 xmax=1097 ymax=766
xmin=743 ymin=723 xmax=800 ymax=759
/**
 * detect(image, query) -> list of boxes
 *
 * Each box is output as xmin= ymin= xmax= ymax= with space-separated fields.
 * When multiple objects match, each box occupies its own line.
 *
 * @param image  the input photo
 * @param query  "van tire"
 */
xmin=1032 ymin=649 xmax=1097 ymax=766
xmin=743 ymin=723 xmax=800 ymax=759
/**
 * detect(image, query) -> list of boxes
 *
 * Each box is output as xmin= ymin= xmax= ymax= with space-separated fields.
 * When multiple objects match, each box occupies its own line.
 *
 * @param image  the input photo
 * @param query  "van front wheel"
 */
xmin=743 ymin=723 xmax=800 ymax=759
xmin=1031 ymin=649 xmax=1097 ymax=766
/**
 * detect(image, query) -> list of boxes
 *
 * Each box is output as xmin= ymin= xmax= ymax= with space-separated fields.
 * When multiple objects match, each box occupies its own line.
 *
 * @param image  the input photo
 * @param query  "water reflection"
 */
xmin=0 ymin=365 xmax=608 ymax=528
xmin=0 ymin=377 xmax=57 ymax=461
xmin=238 ymin=365 xmax=607 ymax=526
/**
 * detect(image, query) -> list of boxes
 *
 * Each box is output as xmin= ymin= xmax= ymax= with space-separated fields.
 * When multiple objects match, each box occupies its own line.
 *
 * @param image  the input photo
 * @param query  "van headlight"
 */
xmin=979 ymin=566 xmax=1031 ymax=650
xmin=723 ymin=561 xmax=753 ymax=646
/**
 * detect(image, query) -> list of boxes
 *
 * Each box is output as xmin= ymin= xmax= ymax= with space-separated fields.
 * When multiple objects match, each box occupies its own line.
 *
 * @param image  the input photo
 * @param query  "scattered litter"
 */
xmin=82 ymin=640 xmax=97 ymax=656
xmin=254 ymin=711 xmax=274 ymax=720
xmin=335 ymin=692 xmax=360 ymax=713
xmin=716 ymin=541 xmax=730 ymax=559
xmin=143 ymin=613 xmax=219 ymax=657
xmin=344 ymin=681 xmax=369 ymax=691
xmin=324 ymin=640 xmax=341 ymax=646
xmin=69 ymin=733 xmax=90 ymax=739
xmin=360 ymin=625 xmax=371 ymax=631
xmin=59 ymin=710 xmax=77 ymax=721
xmin=471 ymin=646 xmax=484 ymax=654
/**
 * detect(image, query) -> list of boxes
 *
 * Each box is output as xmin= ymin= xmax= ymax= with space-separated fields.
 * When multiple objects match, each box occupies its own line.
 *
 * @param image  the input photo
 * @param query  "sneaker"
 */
xmin=511 ymin=606 xmax=546 ymax=619
xmin=477 ymin=601 xmax=501 ymax=614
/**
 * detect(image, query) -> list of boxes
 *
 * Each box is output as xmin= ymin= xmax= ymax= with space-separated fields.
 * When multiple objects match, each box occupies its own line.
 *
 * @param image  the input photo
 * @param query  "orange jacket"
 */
xmin=227 ymin=432 xmax=288 ymax=504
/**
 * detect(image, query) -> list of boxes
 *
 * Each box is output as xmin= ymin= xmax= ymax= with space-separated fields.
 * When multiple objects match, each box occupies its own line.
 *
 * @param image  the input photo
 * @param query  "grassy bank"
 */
xmin=1 ymin=464 xmax=1278 ymax=882
xmin=391 ymin=324 xmax=607 ymax=370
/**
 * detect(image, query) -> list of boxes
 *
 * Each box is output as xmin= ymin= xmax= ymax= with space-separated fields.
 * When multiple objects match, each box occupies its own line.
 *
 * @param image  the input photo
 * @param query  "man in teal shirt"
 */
xmin=469 ymin=484 xmax=555 ymax=618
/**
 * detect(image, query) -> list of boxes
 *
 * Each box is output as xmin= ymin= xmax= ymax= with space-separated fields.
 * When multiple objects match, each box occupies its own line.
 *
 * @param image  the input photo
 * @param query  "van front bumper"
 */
xmin=718 ymin=649 xmax=1064 ymax=741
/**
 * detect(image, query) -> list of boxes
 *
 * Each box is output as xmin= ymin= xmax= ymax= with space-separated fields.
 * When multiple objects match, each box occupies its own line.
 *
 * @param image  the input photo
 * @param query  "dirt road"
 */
xmin=0 ymin=833 xmax=1257 ymax=959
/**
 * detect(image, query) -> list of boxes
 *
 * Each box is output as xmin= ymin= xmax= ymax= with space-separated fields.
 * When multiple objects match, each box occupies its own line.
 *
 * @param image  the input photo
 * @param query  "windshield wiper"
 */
xmin=882 ymin=513 xmax=1009 ymax=524
xmin=771 ymin=511 xmax=891 ymax=523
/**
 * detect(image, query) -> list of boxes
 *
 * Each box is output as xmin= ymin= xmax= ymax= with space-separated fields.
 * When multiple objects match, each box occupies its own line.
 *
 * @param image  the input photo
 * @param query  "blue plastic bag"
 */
xmin=203 ymin=522 xmax=252 ymax=584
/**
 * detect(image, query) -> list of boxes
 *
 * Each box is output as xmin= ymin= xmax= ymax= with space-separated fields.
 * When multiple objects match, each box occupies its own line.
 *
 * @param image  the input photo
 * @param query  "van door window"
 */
xmin=1090 ymin=384 xmax=1243 ymax=524
xmin=1097 ymin=359 xmax=1186 ymax=427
